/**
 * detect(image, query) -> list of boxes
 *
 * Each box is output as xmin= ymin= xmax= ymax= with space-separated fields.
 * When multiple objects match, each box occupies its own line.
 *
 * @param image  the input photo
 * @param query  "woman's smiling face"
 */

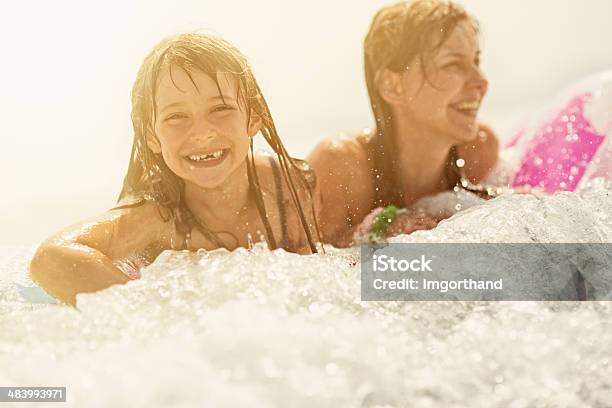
xmin=149 ymin=67 xmax=258 ymax=189
xmin=399 ymin=20 xmax=488 ymax=143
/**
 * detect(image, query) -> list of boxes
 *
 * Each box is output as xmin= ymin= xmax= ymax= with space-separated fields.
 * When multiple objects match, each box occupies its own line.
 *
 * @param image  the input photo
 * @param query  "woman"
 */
xmin=308 ymin=0 xmax=500 ymax=247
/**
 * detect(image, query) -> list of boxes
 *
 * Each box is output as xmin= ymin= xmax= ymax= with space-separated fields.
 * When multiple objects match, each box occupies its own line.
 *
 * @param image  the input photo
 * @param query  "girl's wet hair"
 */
xmin=115 ymin=33 xmax=320 ymax=253
xmin=364 ymin=0 xmax=479 ymax=205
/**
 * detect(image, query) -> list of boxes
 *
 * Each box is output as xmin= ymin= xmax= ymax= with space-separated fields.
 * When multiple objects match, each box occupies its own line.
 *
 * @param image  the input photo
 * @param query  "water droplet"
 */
xmin=454 ymin=203 xmax=462 ymax=211
xmin=455 ymin=158 xmax=465 ymax=168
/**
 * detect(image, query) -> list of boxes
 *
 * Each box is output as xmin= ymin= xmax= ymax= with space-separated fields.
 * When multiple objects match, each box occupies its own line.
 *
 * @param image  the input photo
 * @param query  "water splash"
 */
xmin=0 ymin=183 xmax=611 ymax=407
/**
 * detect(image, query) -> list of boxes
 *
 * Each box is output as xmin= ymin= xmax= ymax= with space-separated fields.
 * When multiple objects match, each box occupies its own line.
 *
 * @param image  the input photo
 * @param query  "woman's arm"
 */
xmin=29 ymin=201 xmax=173 ymax=306
xmin=456 ymin=123 xmax=500 ymax=183
xmin=307 ymin=137 xmax=374 ymax=247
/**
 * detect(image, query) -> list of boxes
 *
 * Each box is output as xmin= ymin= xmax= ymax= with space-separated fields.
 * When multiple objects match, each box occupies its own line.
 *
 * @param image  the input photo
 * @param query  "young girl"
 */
xmin=30 ymin=33 xmax=321 ymax=306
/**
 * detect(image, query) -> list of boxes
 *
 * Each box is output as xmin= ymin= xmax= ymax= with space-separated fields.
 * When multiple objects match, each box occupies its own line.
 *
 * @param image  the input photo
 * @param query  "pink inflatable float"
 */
xmin=507 ymin=70 xmax=612 ymax=193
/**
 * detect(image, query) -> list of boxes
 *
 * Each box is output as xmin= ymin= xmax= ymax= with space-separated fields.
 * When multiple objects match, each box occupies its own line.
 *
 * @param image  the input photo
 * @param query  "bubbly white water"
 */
xmin=1 ymin=181 xmax=612 ymax=407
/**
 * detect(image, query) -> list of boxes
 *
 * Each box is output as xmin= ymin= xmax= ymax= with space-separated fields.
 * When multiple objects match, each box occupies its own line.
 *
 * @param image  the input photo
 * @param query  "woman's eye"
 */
xmin=443 ymin=62 xmax=462 ymax=70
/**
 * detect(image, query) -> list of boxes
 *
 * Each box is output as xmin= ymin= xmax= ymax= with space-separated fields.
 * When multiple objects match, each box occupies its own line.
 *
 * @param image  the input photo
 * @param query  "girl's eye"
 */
xmin=212 ymin=104 xmax=235 ymax=113
xmin=165 ymin=113 xmax=188 ymax=122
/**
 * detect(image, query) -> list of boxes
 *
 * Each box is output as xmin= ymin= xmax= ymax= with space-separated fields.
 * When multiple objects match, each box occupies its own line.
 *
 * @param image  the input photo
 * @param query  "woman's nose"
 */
xmin=470 ymin=66 xmax=488 ymax=96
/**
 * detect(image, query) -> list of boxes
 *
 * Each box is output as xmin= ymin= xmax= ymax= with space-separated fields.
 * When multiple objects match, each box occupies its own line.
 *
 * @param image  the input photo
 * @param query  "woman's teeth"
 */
xmin=455 ymin=101 xmax=480 ymax=111
xmin=188 ymin=150 xmax=224 ymax=162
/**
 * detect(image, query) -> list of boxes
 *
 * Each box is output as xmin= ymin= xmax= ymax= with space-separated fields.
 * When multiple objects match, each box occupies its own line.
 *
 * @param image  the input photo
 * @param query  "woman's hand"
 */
xmin=384 ymin=211 xmax=441 ymax=237
xmin=510 ymin=185 xmax=547 ymax=198
xmin=353 ymin=206 xmax=446 ymax=243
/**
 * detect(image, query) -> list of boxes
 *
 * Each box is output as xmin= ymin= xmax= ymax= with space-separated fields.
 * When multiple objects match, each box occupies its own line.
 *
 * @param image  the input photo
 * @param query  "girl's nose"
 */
xmin=191 ymin=119 xmax=217 ymax=142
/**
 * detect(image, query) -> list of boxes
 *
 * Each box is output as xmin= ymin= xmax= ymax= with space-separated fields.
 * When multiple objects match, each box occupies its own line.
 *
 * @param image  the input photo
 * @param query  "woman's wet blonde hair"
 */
xmin=115 ymin=33 xmax=320 ymax=253
xmin=364 ymin=0 xmax=479 ymax=205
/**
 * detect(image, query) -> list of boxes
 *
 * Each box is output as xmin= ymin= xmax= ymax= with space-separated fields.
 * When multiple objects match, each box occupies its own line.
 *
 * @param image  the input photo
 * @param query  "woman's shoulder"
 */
xmin=309 ymin=128 xmax=372 ymax=159
xmin=304 ymin=129 xmax=379 ymax=245
xmin=307 ymin=128 xmax=375 ymax=180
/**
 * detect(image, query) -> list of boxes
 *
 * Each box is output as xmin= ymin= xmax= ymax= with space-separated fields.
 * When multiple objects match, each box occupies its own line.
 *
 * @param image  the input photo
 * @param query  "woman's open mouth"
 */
xmin=184 ymin=149 xmax=229 ymax=168
xmin=451 ymin=100 xmax=480 ymax=118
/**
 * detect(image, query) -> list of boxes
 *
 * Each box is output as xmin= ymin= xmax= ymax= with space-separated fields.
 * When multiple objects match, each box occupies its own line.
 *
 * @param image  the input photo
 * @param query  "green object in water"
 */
xmin=371 ymin=205 xmax=399 ymax=238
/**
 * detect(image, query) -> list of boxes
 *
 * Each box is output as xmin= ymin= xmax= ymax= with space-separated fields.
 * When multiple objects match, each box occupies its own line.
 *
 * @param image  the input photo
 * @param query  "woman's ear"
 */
xmin=247 ymin=110 xmax=263 ymax=138
xmin=377 ymin=68 xmax=405 ymax=106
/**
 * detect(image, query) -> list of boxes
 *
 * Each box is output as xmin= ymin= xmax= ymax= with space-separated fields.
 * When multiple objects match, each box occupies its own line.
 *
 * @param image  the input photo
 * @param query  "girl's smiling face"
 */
xmin=149 ymin=67 xmax=260 ymax=189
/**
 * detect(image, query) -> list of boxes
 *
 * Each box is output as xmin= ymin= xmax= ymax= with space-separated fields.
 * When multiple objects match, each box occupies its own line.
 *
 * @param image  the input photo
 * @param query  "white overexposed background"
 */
xmin=1 ymin=0 xmax=611 ymax=246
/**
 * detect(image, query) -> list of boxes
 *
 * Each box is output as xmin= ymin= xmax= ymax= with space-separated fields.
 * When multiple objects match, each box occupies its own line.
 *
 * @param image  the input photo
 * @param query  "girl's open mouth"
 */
xmin=184 ymin=149 xmax=229 ymax=168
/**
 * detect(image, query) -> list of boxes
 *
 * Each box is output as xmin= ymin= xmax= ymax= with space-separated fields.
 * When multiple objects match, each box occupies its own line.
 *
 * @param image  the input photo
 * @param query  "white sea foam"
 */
xmin=1 ymin=181 xmax=611 ymax=407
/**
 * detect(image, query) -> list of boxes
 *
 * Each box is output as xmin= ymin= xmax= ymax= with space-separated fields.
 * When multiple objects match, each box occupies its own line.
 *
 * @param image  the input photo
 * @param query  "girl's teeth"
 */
xmin=188 ymin=150 xmax=224 ymax=162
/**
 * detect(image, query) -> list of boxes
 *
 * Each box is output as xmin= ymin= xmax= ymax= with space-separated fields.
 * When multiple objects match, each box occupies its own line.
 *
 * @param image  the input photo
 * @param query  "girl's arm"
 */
xmin=29 ymin=201 xmax=173 ymax=307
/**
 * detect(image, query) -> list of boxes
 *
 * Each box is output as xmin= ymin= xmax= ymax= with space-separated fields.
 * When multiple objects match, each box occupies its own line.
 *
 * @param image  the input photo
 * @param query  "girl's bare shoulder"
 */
xmin=251 ymin=153 xmax=318 ymax=251
xmin=250 ymin=152 xmax=314 ymax=197
xmin=45 ymin=199 xmax=179 ymax=259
